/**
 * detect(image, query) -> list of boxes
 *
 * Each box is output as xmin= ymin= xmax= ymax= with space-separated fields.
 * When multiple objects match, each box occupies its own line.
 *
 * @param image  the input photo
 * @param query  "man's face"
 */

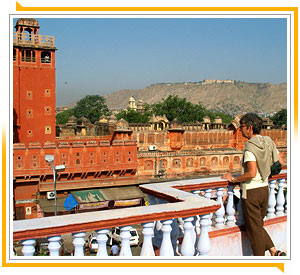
xmin=239 ymin=123 xmax=252 ymax=139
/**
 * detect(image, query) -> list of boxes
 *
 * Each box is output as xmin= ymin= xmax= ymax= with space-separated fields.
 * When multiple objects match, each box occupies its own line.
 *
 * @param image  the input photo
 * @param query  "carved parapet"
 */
xmin=43 ymin=141 xmax=56 ymax=149
xmin=86 ymin=140 xmax=98 ymax=147
xmin=28 ymin=142 xmax=41 ymax=149
xmin=100 ymin=140 xmax=110 ymax=147
xmin=13 ymin=143 xmax=26 ymax=150
xmin=112 ymin=140 xmax=124 ymax=146
xmin=72 ymin=141 xmax=84 ymax=148
xmin=124 ymin=140 xmax=136 ymax=146
xmin=57 ymin=141 xmax=70 ymax=148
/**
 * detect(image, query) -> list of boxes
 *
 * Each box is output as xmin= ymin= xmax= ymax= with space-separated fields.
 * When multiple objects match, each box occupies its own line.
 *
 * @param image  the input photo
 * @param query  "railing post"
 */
xmin=21 ymin=239 xmax=36 ymax=256
xmin=140 ymin=222 xmax=155 ymax=256
xmin=215 ymin=187 xmax=225 ymax=228
xmin=159 ymin=219 xmax=174 ymax=256
xmin=72 ymin=232 xmax=86 ymax=256
xmin=276 ymin=178 xmax=286 ymax=216
xmin=95 ymin=229 xmax=109 ymax=256
xmin=226 ymin=185 xmax=236 ymax=226
xmin=180 ymin=216 xmax=195 ymax=256
xmin=119 ymin=225 xmax=132 ymax=256
xmin=267 ymin=179 xmax=277 ymax=218
xmin=197 ymin=214 xmax=211 ymax=256
xmin=48 ymin=235 xmax=61 ymax=256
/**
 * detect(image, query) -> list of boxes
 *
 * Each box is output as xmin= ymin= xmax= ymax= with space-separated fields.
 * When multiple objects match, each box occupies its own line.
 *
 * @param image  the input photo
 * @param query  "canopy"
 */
xmin=71 ymin=186 xmax=146 ymax=203
xmin=64 ymin=194 xmax=78 ymax=211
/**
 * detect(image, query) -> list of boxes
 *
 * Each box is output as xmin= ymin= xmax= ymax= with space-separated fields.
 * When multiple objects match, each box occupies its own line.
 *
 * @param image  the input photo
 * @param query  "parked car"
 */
xmin=107 ymin=227 xmax=139 ymax=246
xmin=88 ymin=234 xmax=98 ymax=253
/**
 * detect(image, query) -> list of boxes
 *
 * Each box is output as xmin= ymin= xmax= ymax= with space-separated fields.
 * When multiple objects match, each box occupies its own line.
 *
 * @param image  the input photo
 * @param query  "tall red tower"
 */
xmin=13 ymin=18 xmax=57 ymax=145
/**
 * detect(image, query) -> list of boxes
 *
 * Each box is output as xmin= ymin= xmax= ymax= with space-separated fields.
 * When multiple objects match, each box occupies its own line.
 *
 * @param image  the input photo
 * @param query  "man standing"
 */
xmin=222 ymin=113 xmax=286 ymax=256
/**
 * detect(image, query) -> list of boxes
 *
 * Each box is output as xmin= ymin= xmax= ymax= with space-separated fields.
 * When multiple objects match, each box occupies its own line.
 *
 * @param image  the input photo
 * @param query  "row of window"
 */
xmin=26 ymin=126 xmax=52 ymax=137
xmin=144 ymin=156 xmax=240 ymax=170
xmin=15 ymin=151 xmax=134 ymax=169
xmin=26 ymin=89 xmax=51 ymax=99
xmin=13 ymin=49 xmax=52 ymax=63
xmin=26 ymin=107 xmax=52 ymax=117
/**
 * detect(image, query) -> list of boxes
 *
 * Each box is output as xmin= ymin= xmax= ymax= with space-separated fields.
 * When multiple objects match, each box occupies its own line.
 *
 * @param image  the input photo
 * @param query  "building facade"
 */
xmin=13 ymin=18 xmax=57 ymax=145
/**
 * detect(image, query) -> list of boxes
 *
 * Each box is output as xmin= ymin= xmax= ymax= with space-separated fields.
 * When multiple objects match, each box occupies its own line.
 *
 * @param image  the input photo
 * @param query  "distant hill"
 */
xmin=103 ymin=81 xmax=287 ymax=116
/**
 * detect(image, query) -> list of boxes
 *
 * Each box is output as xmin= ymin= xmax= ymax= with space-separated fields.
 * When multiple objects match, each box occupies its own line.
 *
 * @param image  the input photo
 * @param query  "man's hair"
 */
xmin=240 ymin=113 xmax=263 ymax=134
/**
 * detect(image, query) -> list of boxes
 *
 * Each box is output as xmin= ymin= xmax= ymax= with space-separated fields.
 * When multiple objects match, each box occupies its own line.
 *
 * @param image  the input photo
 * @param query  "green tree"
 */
xmin=270 ymin=109 xmax=287 ymax=126
xmin=72 ymin=95 xmax=110 ymax=124
xmin=56 ymin=108 xmax=75 ymax=125
xmin=206 ymin=111 xmax=233 ymax=124
xmin=116 ymin=104 xmax=153 ymax=123
xmin=151 ymin=95 xmax=206 ymax=123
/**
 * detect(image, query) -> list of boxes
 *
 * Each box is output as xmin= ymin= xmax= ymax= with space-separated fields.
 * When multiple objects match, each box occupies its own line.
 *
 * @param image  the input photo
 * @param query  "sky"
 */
xmin=12 ymin=17 xmax=287 ymax=106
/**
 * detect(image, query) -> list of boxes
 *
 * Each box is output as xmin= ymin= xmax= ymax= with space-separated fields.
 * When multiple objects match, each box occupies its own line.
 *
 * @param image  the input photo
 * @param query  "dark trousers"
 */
xmin=242 ymin=186 xmax=275 ymax=256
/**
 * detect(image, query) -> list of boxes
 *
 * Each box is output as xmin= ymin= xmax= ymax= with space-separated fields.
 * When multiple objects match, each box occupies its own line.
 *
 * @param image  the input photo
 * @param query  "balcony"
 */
xmin=13 ymin=32 xmax=55 ymax=48
xmin=13 ymin=172 xmax=287 ymax=257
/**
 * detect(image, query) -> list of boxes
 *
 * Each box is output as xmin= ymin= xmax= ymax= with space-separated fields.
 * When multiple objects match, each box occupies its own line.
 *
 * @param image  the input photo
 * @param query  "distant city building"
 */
xmin=202 ymin=79 xmax=235 ymax=85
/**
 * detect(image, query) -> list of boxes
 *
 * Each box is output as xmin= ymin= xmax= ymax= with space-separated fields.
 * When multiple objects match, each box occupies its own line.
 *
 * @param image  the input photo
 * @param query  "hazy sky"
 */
xmin=13 ymin=17 xmax=287 ymax=106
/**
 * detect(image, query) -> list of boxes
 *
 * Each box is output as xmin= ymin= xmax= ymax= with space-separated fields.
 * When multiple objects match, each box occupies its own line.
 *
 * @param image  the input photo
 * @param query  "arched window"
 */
xmin=21 ymin=49 xmax=35 ymax=62
xmin=41 ymin=51 xmax=51 ymax=63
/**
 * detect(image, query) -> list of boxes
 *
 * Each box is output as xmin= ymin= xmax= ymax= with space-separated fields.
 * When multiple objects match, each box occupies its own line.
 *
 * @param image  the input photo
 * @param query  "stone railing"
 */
xmin=13 ymin=32 xmax=55 ymax=48
xmin=13 ymin=172 xmax=287 ymax=257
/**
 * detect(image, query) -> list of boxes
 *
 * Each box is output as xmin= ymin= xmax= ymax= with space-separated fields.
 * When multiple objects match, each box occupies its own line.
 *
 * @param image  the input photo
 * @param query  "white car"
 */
xmin=107 ymin=227 xmax=139 ymax=246
xmin=88 ymin=235 xmax=98 ymax=253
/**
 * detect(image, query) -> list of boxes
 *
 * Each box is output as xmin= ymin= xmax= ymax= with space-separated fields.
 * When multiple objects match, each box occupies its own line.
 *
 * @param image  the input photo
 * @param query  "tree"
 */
xmin=151 ymin=95 xmax=206 ymax=123
xmin=56 ymin=108 xmax=75 ymax=125
xmin=116 ymin=104 xmax=153 ymax=123
xmin=206 ymin=111 xmax=233 ymax=124
xmin=72 ymin=95 xmax=110 ymax=124
xmin=270 ymin=109 xmax=287 ymax=126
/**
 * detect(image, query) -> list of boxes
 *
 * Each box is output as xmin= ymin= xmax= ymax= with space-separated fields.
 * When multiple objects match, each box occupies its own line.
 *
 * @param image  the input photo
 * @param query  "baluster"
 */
xmin=267 ymin=179 xmax=277 ymax=218
xmin=140 ymin=222 xmax=155 ymax=256
xmin=197 ymin=214 xmax=211 ymax=256
xmin=21 ymin=239 xmax=36 ymax=256
xmin=95 ymin=229 xmax=109 ymax=256
xmin=215 ymin=187 xmax=225 ymax=228
xmin=276 ymin=179 xmax=286 ymax=216
xmin=204 ymin=188 xmax=213 ymax=227
xmin=180 ymin=216 xmax=195 ymax=256
xmin=119 ymin=225 xmax=132 ymax=256
xmin=226 ymin=185 xmax=236 ymax=226
xmin=72 ymin=232 xmax=86 ymax=256
xmin=159 ymin=219 xmax=174 ymax=256
xmin=48 ymin=235 xmax=61 ymax=256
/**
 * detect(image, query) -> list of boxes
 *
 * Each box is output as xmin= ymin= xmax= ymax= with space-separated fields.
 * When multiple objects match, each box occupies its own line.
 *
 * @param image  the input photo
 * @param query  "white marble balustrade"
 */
xmin=14 ymin=173 xmax=287 ymax=257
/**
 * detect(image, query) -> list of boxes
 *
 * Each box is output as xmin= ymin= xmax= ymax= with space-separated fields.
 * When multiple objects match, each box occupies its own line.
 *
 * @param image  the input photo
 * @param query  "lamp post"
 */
xmin=45 ymin=155 xmax=65 ymax=216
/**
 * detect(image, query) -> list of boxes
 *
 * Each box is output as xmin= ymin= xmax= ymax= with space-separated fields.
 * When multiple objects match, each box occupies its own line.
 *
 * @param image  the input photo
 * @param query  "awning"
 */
xmin=64 ymin=194 xmax=78 ymax=211
xmin=71 ymin=186 xmax=146 ymax=203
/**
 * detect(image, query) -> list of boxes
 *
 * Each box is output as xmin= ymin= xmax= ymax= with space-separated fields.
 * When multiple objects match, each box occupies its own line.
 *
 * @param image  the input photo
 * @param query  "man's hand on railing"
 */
xmin=221 ymin=173 xmax=237 ymax=185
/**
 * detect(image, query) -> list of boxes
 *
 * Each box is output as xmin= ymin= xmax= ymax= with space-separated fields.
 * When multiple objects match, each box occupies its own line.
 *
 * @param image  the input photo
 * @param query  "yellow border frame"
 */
xmin=4 ymin=2 xmax=297 ymax=272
